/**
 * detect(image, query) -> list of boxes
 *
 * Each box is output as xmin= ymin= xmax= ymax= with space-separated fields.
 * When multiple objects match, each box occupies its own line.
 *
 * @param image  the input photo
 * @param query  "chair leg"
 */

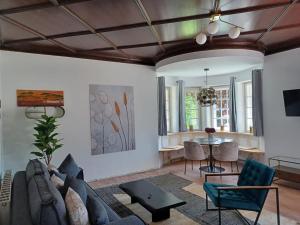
xmin=276 ymin=188 xmax=280 ymax=225
xmin=218 ymin=207 xmax=221 ymax=225
xmin=192 ymin=160 xmax=194 ymax=170
xmin=205 ymin=193 xmax=208 ymax=210
xmin=253 ymin=211 xmax=262 ymax=225
xmin=200 ymin=161 xmax=202 ymax=177
xmin=231 ymin=161 xmax=233 ymax=172
xmin=236 ymin=161 xmax=239 ymax=172
xmin=184 ymin=160 xmax=187 ymax=174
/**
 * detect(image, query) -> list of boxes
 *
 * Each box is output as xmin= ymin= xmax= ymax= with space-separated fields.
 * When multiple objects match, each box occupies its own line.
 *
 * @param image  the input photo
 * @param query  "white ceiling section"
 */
xmin=155 ymin=49 xmax=264 ymax=77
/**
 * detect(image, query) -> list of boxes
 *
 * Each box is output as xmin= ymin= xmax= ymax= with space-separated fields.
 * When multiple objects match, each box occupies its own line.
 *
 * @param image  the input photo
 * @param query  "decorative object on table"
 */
xmin=31 ymin=115 xmax=63 ymax=166
xmin=213 ymin=142 xmax=239 ymax=172
xmin=89 ymin=84 xmax=135 ymax=155
xmin=220 ymin=125 xmax=224 ymax=131
xmin=188 ymin=124 xmax=193 ymax=131
xmin=203 ymin=159 xmax=280 ymax=225
xmin=17 ymin=89 xmax=65 ymax=119
xmin=205 ymin=127 xmax=216 ymax=139
xmin=249 ymin=126 xmax=253 ymax=133
xmin=197 ymin=69 xmax=217 ymax=107
xmin=195 ymin=12 xmax=244 ymax=45
xmin=183 ymin=141 xmax=208 ymax=176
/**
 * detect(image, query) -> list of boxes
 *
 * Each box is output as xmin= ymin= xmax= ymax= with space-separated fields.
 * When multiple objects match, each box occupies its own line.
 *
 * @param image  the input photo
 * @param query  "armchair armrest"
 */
xmin=205 ymin=173 xmax=240 ymax=182
xmin=216 ymin=185 xmax=278 ymax=190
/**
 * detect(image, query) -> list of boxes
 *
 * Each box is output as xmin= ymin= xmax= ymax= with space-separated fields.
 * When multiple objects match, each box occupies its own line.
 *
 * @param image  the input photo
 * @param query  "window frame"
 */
xmin=211 ymin=85 xmax=230 ymax=131
xmin=185 ymin=87 xmax=202 ymax=130
xmin=244 ymin=81 xmax=253 ymax=133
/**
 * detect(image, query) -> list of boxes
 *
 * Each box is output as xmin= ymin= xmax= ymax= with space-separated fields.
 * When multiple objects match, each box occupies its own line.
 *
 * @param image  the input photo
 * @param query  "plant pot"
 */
xmin=189 ymin=125 xmax=194 ymax=131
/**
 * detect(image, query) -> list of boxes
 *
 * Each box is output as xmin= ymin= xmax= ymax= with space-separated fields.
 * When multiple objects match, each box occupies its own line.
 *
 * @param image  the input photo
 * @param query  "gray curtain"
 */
xmin=177 ymin=80 xmax=187 ymax=132
xmin=158 ymin=76 xmax=167 ymax=136
xmin=229 ymin=77 xmax=237 ymax=132
xmin=252 ymin=69 xmax=264 ymax=136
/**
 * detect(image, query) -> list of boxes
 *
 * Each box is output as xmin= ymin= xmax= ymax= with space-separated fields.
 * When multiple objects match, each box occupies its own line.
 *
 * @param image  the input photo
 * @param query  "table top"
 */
xmin=119 ymin=180 xmax=185 ymax=212
xmin=190 ymin=137 xmax=233 ymax=145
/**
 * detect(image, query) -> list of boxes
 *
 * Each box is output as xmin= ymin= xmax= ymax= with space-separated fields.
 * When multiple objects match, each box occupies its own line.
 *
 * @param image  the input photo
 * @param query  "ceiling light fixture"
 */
xmin=197 ymin=68 xmax=217 ymax=107
xmin=195 ymin=13 xmax=244 ymax=45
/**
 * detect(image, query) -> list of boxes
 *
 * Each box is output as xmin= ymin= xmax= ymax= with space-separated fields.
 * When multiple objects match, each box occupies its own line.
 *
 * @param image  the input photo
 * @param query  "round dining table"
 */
xmin=191 ymin=137 xmax=233 ymax=173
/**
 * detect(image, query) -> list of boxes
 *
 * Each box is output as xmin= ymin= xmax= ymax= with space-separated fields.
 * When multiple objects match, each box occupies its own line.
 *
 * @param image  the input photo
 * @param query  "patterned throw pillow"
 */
xmin=50 ymin=174 xmax=64 ymax=188
xmin=65 ymin=188 xmax=90 ymax=225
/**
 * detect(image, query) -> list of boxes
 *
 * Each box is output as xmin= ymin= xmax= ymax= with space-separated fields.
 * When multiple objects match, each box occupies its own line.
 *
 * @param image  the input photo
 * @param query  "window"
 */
xmin=212 ymin=87 xmax=229 ymax=131
xmin=165 ymin=87 xmax=171 ymax=132
xmin=244 ymin=82 xmax=253 ymax=132
xmin=185 ymin=87 xmax=201 ymax=130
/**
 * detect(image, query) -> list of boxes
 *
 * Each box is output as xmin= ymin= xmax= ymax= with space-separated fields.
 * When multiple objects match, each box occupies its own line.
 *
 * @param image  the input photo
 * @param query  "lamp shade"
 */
xmin=228 ymin=27 xmax=240 ymax=39
xmin=196 ymin=32 xmax=207 ymax=45
xmin=207 ymin=21 xmax=219 ymax=35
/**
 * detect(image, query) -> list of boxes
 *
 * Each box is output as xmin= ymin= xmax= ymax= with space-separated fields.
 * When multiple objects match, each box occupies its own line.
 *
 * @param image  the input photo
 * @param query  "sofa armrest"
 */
xmin=107 ymin=215 xmax=145 ymax=225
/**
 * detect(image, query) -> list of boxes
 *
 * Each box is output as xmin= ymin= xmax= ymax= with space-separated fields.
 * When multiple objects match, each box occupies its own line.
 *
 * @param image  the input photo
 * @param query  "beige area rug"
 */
xmin=114 ymin=193 xmax=201 ymax=225
xmin=183 ymin=183 xmax=299 ymax=225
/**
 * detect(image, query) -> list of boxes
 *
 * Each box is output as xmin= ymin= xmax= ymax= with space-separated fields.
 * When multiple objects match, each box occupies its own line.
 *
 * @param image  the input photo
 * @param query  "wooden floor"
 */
xmin=89 ymin=160 xmax=300 ymax=223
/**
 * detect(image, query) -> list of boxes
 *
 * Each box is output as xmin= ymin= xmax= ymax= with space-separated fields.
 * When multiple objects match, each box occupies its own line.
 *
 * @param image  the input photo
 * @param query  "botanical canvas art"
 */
xmin=89 ymin=85 xmax=135 ymax=155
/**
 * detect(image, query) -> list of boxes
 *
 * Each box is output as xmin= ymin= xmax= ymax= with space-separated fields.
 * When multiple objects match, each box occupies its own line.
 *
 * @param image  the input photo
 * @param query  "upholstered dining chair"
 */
xmin=203 ymin=159 xmax=280 ymax=225
xmin=214 ymin=142 xmax=239 ymax=172
xmin=183 ymin=141 xmax=207 ymax=176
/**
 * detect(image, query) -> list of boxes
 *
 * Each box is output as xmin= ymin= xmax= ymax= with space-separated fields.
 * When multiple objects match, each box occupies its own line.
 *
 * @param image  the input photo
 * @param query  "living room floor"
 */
xmin=89 ymin=161 xmax=300 ymax=223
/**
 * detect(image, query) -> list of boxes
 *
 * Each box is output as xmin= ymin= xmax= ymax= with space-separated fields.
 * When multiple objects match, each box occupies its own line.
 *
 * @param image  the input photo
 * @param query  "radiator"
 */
xmin=0 ymin=170 xmax=12 ymax=225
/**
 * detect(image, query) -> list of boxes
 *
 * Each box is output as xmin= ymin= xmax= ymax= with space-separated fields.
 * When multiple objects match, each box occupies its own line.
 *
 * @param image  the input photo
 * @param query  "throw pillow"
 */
xmin=50 ymin=174 xmax=64 ymax=188
xmin=65 ymin=188 xmax=90 ymax=225
xmin=86 ymin=196 xmax=109 ymax=225
xmin=63 ymin=176 xmax=87 ymax=205
xmin=58 ymin=154 xmax=81 ymax=178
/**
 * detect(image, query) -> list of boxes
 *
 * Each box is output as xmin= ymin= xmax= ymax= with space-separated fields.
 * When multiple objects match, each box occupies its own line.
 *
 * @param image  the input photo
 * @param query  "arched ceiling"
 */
xmin=0 ymin=0 xmax=299 ymax=65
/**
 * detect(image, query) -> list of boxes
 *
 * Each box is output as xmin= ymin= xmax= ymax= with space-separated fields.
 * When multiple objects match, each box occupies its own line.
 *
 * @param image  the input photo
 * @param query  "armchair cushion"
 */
xmin=203 ymin=182 xmax=261 ymax=212
xmin=237 ymin=159 xmax=275 ymax=207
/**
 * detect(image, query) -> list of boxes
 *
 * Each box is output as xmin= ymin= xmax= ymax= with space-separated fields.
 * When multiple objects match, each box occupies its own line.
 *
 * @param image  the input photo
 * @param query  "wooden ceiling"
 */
xmin=0 ymin=0 xmax=300 ymax=65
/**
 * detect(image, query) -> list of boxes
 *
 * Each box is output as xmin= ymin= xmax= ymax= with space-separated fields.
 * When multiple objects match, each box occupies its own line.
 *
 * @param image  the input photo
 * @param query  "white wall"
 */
xmin=263 ymin=48 xmax=300 ymax=159
xmin=0 ymin=51 xmax=159 ymax=181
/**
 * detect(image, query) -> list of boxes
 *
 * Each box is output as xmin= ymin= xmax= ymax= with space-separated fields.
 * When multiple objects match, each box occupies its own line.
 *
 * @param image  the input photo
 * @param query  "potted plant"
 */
xmin=31 ymin=115 xmax=63 ymax=165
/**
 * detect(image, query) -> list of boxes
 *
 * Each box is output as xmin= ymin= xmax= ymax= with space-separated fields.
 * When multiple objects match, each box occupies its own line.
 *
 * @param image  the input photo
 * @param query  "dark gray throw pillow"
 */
xmin=58 ymin=154 xmax=81 ymax=178
xmin=87 ymin=196 xmax=109 ymax=225
xmin=63 ymin=176 xmax=87 ymax=205
xmin=26 ymin=159 xmax=50 ymax=183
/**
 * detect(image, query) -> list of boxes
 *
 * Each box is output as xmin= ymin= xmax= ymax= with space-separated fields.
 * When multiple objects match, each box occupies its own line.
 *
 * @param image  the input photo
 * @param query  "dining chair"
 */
xmin=214 ymin=142 xmax=239 ymax=172
xmin=183 ymin=141 xmax=208 ymax=176
xmin=203 ymin=159 xmax=279 ymax=225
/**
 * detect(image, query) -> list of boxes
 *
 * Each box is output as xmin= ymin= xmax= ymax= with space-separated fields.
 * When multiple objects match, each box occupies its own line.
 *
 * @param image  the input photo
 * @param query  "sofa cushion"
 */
xmin=64 ymin=176 xmax=87 ymax=205
xmin=85 ymin=183 xmax=120 ymax=222
xmin=26 ymin=159 xmax=50 ymax=182
xmin=65 ymin=188 xmax=90 ymax=225
xmin=28 ymin=174 xmax=68 ymax=225
xmin=51 ymin=174 xmax=65 ymax=189
xmin=86 ymin=195 xmax=109 ymax=225
xmin=11 ymin=171 xmax=32 ymax=225
xmin=58 ymin=154 xmax=81 ymax=178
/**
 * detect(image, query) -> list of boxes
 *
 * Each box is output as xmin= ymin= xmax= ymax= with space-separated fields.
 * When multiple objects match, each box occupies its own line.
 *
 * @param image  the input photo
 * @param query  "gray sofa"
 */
xmin=11 ymin=160 xmax=145 ymax=225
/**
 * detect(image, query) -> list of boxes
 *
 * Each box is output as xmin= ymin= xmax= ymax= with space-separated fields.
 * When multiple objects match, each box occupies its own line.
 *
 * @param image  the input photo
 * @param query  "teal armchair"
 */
xmin=203 ymin=159 xmax=280 ymax=225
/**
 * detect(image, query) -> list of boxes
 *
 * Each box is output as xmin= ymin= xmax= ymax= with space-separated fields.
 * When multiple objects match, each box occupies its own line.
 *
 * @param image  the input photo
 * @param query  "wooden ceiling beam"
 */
xmin=265 ymin=37 xmax=300 ymax=55
xmin=3 ymin=1 xmax=300 ymax=46
xmin=256 ymin=0 xmax=298 ymax=41
xmin=0 ymin=15 xmax=76 ymax=53
xmin=55 ymin=4 xmax=130 ymax=58
xmin=0 ymin=0 xmax=93 ymax=15
xmin=133 ymin=0 xmax=165 ymax=52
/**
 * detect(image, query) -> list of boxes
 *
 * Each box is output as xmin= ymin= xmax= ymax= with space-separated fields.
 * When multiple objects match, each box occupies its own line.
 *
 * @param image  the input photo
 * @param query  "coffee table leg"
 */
xmin=152 ymin=208 xmax=170 ymax=222
xmin=131 ymin=196 xmax=138 ymax=204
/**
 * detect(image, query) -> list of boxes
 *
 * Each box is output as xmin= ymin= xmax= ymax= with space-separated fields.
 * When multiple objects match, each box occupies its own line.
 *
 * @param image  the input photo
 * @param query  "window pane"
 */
xmin=247 ymin=108 xmax=252 ymax=118
xmin=185 ymin=88 xmax=200 ymax=130
xmin=246 ymin=97 xmax=252 ymax=107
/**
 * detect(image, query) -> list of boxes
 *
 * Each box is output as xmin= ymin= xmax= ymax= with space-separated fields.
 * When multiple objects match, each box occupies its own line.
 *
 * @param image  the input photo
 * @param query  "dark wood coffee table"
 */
xmin=119 ymin=180 xmax=186 ymax=222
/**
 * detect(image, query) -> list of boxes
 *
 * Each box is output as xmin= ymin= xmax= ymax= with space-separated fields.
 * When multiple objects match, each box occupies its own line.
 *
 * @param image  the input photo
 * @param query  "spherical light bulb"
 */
xmin=196 ymin=32 xmax=207 ymax=45
xmin=207 ymin=21 xmax=219 ymax=35
xmin=228 ymin=27 xmax=240 ymax=39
